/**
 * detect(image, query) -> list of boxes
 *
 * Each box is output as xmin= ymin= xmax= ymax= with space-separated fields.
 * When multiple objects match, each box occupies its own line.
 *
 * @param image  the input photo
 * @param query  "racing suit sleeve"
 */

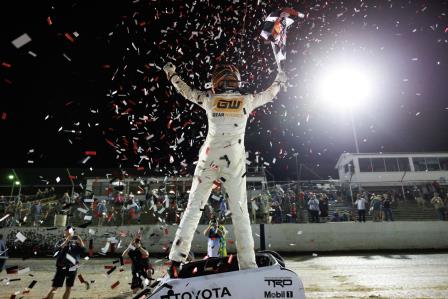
xmin=250 ymin=71 xmax=286 ymax=111
xmin=169 ymin=74 xmax=209 ymax=109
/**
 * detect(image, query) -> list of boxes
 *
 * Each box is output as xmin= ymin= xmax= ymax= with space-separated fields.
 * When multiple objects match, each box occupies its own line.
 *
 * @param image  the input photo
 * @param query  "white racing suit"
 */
xmin=166 ymin=67 xmax=284 ymax=269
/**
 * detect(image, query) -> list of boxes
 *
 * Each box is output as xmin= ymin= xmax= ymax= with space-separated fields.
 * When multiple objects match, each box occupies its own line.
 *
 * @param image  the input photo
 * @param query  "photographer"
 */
xmin=122 ymin=237 xmax=151 ymax=294
xmin=203 ymin=218 xmax=227 ymax=258
xmin=45 ymin=226 xmax=85 ymax=299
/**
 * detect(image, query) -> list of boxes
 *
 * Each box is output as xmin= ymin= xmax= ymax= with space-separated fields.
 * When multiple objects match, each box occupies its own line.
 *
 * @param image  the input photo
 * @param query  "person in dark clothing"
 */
xmin=382 ymin=197 xmax=394 ymax=221
xmin=319 ymin=195 xmax=329 ymax=222
xmin=122 ymin=237 xmax=151 ymax=294
xmin=45 ymin=226 xmax=85 ymax=299
xmin=0 ymin=234 xmax=7 ymax=272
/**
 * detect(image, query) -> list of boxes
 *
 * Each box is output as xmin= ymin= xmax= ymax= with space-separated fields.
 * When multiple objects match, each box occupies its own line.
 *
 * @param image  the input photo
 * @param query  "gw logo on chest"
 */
xmin=212 ymin=97 xmax=244 ymax=113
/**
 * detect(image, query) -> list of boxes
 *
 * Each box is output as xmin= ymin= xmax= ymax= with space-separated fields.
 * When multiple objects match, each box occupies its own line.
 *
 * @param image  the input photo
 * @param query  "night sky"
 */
xmin=1 ymin=0 xmax=447 ymax=182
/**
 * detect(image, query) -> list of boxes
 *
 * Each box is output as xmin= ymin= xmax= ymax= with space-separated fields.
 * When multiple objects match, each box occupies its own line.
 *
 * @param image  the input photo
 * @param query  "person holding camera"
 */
xmin=122 ymin=237 xmax=151 ymax=294
xmin=203 ymin=218 xmax=227 ymax=258
xmin=45 ymin=226 xmax=85 ymax=299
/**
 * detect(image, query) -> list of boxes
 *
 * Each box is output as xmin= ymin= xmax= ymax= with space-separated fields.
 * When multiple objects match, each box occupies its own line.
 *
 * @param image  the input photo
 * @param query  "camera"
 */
xmin=72 ymin=235 xmax=78 ymax=240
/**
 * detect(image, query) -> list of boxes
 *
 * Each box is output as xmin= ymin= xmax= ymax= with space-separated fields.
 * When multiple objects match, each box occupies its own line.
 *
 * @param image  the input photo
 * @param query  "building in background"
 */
xmin=336 ymin=152 xmax=448 ymax=196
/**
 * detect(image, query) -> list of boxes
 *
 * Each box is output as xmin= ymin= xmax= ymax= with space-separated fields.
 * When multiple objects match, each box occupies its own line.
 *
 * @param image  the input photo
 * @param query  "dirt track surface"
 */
xmin=1 ymin=253 xmax=448 ymax=298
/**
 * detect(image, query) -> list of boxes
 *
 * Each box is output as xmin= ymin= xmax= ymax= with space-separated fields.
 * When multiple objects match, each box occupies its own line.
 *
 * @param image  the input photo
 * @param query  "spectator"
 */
xmin=203 ymin=218 xmax=225 ymax=258
xmin=431 ymin=193 xmax=446 ymax=221
xmin=15 ymin=197 xmax=23 ymax=225
xmin=126 ymin=195 xmax=141 ymax=224
xmin=370 ymin=195 xmax=382 ymax=222
xmin=271 ymin=200 xmax=282 ymax=223
xmin=249 ymin=196 xmax=258 ymax=224
xmin=331 ymin=210 xmax=341 ymax=222
xmin=0 ymin=195 xmax=5 ymax=215
xmin=0 ymin=234 xmax=7 ymax=273
xmin=166 ymin=200 xmax=178 ymax=224
xmin=319 ymin=194 xmax=329 ymax=222
xmin=122 ymin=237 xmax=151 ymax=294
xmin=413 ymin=187 xmax=426 ymax=207
xmin=355 ymin=194 xmax=367 ymax=222
xmin=95 ymin=199 xmax=107 ymax=226
xmin=33 ymin=200 xmax=42 ymax=226
xmin=307 ymin=194 xmax=320 ymax=223
xmin=45 ymin=226 xmax=85 ymax=299
xmin=290 ymin=202 xmax=297 ymax=223
xmin=260 ymin=193 xmax=271 ymax=224
xmin=36 ymin=189 xmax=43 ymax=199
xmin=382 ymin=196 xmax=394 ymax=221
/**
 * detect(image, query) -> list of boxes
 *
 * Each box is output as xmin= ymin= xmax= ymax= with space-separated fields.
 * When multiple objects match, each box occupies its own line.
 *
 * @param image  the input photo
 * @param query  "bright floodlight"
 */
xmin=318 ymin=65 xmax=371 ymax=107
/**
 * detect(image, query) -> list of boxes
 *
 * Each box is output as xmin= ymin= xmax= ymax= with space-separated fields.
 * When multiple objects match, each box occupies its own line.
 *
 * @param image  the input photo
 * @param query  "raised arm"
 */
xmin=251 ymin=71 xmax=287 ymax=111
xmin=163 ymin=63 xmax=209 ymax=108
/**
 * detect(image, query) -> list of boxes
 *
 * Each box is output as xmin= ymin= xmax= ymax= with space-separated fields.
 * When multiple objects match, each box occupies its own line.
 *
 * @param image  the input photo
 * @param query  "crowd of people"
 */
xmin=1 ymin=182 xmax=447 ymax=228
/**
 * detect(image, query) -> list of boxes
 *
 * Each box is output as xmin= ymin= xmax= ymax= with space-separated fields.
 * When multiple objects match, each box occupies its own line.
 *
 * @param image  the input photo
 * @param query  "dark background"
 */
xmin=0 ymin=0 xmax=447 ymax=182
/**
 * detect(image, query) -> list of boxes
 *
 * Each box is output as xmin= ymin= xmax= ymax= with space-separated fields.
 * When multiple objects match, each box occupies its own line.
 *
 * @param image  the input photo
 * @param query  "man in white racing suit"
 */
xmin=163 ymin=62 xmax=286 ymax=274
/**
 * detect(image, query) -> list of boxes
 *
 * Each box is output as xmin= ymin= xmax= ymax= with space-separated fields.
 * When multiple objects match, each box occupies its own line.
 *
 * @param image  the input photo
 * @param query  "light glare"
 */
xmin=318 ymin=66 xmax=371 ymax=107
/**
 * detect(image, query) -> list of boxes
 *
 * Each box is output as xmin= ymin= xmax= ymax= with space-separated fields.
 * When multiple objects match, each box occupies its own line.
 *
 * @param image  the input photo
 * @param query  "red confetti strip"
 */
xmin=1 ymin=62 xmax=11 ymax=68
xmin=1 ymin=112 xmax=7 ymax=120
xmin=105 ymin=138 xmax=115 ymax=147
xmin=85 ymin=151 xmax=97 ymax=156
xmin=68 ymin=175 xmax=77 ymax=180
xmin=47 ymin=16 xmax=52 ymax=25
xmin=111 ymin=281 xmax=120 ymax=289
xmin=64 ymin=33 xmax=75 ymax=43
xmin=227 ymin=254 xmax=234 ymax=264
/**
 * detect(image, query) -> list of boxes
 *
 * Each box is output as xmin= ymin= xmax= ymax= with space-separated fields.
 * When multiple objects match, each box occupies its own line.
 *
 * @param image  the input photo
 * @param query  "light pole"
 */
xmin=12 ymin=169 xmax=22 ymax=199
xmin=8 ymin=174 xmax=15 ymax=198
xmin=348 ymin=107 xmax=360 ymax=154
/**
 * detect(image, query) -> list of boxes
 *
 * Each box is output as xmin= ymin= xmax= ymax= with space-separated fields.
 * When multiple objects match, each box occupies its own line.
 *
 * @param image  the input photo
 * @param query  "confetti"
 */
xmin=66 ymin=253 xmax=76 ymax=265
xmin=17 ymin=267 xmax=31 ymax=275
xmin=27 ymin=280 xmax=37 ymax=289
xmin=15 ymin=232 xmax=26 ymax=243
xmin=111 ymin=281 xmax=120 ymax=289
xmin=0 ymin=214 xmax=10 ymax=222
xmin=11 ymin=33 xmax=31 ymax=48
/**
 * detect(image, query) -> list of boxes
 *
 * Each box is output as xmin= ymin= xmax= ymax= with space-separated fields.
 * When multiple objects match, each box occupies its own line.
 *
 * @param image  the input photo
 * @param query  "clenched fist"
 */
xmin=163 ymin=62 xmax=176 ymax=78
